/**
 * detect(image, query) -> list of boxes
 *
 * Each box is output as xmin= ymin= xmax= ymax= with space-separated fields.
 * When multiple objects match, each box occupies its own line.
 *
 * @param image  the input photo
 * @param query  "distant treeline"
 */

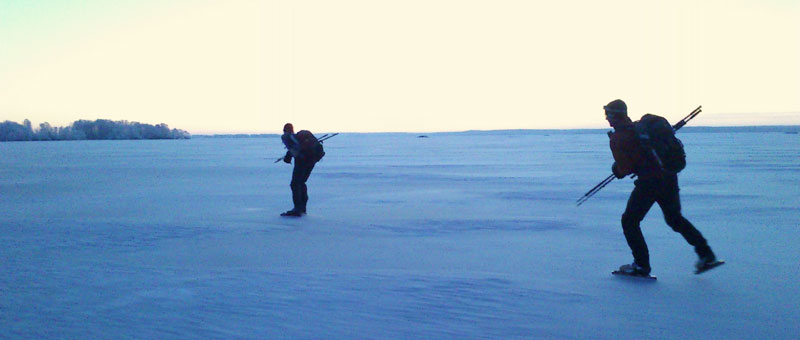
xmin=0 ymin=119 xmax=190 ymax=142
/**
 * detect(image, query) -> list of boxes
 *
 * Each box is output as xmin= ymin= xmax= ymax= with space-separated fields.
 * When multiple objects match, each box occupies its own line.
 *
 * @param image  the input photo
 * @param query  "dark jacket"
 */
xmin=282 ymin=133 xmax=317 ymax=164
xmin=282 ymin=133 xmax=299 ymax=159
xmin=609 ymin=124 xmax=662 ymax=180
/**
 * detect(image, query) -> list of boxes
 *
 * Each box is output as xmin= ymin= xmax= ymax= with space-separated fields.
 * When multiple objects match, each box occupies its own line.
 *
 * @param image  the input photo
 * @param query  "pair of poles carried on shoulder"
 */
xmin=274 ymin=133 xmax=339 ymax=163
xmin=575 ymin=106 xmax=702 ymax=206
xmin=316 ymin=133 xmax=339 ymax=143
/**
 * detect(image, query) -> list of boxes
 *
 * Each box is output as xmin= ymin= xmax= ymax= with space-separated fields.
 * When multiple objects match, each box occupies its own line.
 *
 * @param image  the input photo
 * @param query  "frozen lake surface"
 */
xmin=1 ymin=130 xmax=799 ymax=339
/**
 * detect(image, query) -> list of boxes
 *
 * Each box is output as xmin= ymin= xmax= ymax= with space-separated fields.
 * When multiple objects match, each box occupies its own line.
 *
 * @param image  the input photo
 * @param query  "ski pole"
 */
xmin=576 ymin=174 xmax=615 ymax=206
xmin=576 ymin=106 xmax=701 ymax=206
xmin=581 ymin=174 xmax=614 ymax=200
xmin=319 ymin=133 xmax=339 ymax=142
xmin=672 ymin=106 xmax=701 ymax=131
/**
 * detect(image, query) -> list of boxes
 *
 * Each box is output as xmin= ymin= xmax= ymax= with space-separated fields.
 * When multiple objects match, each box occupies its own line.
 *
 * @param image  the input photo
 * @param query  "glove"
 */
xmin=612 ymin=162 xmax=625 ymax=179
xmin=283 ymin=155 xmax=292 ymax=164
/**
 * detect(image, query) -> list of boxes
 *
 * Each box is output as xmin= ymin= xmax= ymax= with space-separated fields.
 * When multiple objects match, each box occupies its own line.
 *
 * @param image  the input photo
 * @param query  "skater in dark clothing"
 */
xmin=604 ymin=99 xmax=717 ymax=276
xmin=280 ymin=123 xmax=317 ymax=217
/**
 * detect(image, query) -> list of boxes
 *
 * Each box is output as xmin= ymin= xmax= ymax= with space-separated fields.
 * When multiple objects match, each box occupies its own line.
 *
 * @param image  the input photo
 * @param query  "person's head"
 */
xmin=604 ymin=99 xmax=631 ymax=127
xmin=283 ymin=123 xmax=294 ymax=134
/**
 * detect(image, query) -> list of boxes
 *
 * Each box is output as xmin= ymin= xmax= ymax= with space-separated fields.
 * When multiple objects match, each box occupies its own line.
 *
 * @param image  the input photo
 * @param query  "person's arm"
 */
xmin=282 ymin=133 xmax=301 ymax=158
xmin=609 ymin=130 xmax=640 ymax=177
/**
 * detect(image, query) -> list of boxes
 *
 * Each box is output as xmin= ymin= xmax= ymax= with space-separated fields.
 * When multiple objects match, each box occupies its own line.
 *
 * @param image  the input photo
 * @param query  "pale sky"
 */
xmin=1 ymin=0 xmax=798 ymax=134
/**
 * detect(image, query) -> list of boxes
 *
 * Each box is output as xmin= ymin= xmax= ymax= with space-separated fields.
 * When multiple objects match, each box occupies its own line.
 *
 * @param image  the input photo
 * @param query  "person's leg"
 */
xmin=296 ymin=161 xmax=315 ymax=213
xmin=657 ymin=175 xmax=714 ymax=259
xmin=290 ymin=163 xmax=306 ymax=211
xmin=621 ymin=181 xmax=657 ymax=273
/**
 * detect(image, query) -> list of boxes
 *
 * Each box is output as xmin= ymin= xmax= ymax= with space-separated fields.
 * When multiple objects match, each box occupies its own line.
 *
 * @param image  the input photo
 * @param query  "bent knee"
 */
xmin=621 ymin=213 xmax=641 ymax=228
xmin=663 ymin=214 xmax=686 ymax=231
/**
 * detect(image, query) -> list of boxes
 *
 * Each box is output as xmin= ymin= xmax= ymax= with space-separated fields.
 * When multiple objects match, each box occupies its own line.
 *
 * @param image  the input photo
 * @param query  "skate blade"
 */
xmin=694 ymin=260 xmax=725 ymax=274
xmin=612 ymin=270 xmax=657 ymax=280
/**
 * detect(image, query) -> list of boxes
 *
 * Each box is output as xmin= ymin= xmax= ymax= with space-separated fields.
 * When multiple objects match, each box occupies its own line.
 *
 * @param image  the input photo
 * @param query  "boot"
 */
xmin=618 ymin=262 xmax=651 ymax=276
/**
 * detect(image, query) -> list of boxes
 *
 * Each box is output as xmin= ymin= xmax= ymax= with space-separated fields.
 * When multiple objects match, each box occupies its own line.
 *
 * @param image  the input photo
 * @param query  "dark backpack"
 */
xmin=295 ymin=130 xmax=325 ymax=162
xmin=634 ymin=114 xmax=686 ymax=173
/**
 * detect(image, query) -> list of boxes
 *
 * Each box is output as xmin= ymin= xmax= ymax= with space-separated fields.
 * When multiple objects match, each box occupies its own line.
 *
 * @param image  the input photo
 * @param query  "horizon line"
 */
xmin=194 ymin=124 xmax=800 ymax=136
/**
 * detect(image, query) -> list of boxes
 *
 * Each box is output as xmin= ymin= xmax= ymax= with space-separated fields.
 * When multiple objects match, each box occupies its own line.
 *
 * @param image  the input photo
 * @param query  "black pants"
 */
xmin=290 ymin=160 xmax=315 ymax=212
xmin=621 ymin=174 xmax=712 ymax=272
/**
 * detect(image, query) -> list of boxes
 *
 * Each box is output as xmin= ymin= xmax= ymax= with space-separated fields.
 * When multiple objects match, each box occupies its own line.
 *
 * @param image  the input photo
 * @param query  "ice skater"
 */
xmin=603 ymin=99 xmax=721 ymax=277
xmin=280 ymin=123 xmax=324 ymax=217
